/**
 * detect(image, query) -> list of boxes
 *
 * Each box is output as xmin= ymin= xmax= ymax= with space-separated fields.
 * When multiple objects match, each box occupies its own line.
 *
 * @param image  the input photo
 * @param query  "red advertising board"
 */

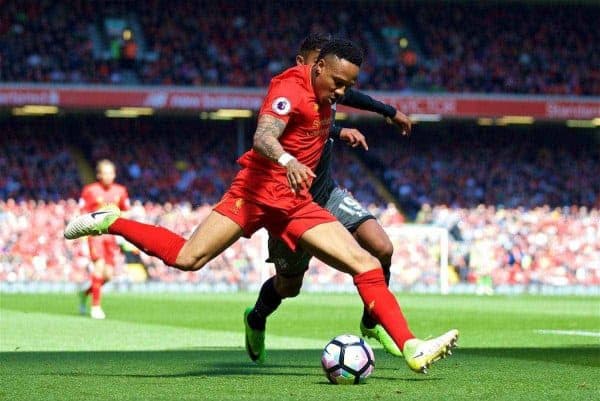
xmin=1 ymin=85 xmax=598 ymax=120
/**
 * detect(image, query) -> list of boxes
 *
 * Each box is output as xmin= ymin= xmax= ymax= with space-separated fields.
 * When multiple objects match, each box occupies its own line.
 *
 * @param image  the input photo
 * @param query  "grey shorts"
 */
xmin=266 ymin=187 xmax=375 ymax=277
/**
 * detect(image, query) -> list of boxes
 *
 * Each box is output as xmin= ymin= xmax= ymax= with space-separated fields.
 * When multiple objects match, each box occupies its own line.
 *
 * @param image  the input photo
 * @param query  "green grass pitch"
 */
xmin=1 ymin=292 xmax=598 ymax=401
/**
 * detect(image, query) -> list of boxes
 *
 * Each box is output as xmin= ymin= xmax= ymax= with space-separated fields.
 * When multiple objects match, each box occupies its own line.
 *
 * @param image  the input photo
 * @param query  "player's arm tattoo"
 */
xmin=252 ymin=114 xmax=288 ymax=161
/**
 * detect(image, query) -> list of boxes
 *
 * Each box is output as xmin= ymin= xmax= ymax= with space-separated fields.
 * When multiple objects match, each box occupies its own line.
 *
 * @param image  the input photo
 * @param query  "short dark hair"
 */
xmin=317 ymin=39 xmax=363 ymax=67
xmin=298 ymin=33 xmax=331 ymax=57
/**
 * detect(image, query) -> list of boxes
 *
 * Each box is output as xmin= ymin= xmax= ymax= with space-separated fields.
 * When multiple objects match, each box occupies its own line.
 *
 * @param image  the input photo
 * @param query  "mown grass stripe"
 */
xmin=536 ymin=329 xmax=600 ymax=338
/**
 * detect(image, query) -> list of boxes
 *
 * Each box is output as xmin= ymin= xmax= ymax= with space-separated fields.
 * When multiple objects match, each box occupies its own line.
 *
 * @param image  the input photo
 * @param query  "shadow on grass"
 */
xmin=0 ymin=348 xmax=445 ymax=382
xmin=1 ymin=346 xmax=597 ymax=381
xmin=0 ymin=345 xmax=600 ymax=370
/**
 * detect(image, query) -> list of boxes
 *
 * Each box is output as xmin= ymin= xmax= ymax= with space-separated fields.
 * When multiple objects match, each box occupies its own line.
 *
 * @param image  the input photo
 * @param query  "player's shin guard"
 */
xmin=361 ymin=264 xmax=391 ymax=328
xmin=353 ymin=268 xmax=415 ymax=351
xmin=108 ymin=218 xmax=185 ymax=266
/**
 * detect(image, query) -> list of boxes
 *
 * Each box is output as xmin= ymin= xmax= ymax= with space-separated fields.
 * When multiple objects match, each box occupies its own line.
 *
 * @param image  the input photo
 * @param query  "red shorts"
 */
xmin=213 ymin=191 xmax=336 ymax=251
xmin=87 ymin=236 xmax=119 ymax=266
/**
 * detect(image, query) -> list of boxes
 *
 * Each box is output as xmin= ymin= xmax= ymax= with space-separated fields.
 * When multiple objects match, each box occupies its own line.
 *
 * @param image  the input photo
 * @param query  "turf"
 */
xmin=0 ymin=292 xmax=598 ymax=401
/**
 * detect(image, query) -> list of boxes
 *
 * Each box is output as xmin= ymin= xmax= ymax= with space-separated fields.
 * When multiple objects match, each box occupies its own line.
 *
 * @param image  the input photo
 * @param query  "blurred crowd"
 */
xmin=1 ymin=118 xmax=599 ymax=288
xmin=0 ymin=124 xmax=81 ymax=201
xmin=366 ymin=124 xmax=600 ymax=218
xmin=88 ymin=120 xmax=240 ymax=206
xmin=21 ymin=116 xmax=598 ymax=216
xmin=1 ymin=199 xmax=598 ymax=288
xmin=0 ymin=1 xmax=98 ymax=83
xmin=407 ymin=3 xmax=600 ymax=95
xmin=0 ymin=118 xmax=388 ymax=207
xmin=418 ymin=204 xmax=600 ymax=287
xmin=1 ymin=0 xmax=598 ymax=95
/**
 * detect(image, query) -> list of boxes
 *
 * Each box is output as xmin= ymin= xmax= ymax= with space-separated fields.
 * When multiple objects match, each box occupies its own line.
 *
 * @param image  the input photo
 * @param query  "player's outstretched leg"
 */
xmin=300 ymin=221 xmax=459 ymax=374
xmin=353 ymin=219 xmax=401 ymax=356
xmin=65 ymin=205 xmax=186 ymax=267
xmin=353 ymin=269 xmax=459 ymax=373
xmin=65 ymin=207 xmax=243 ymax=271
xmin=244 ymin=273 xmax=303 ymax=363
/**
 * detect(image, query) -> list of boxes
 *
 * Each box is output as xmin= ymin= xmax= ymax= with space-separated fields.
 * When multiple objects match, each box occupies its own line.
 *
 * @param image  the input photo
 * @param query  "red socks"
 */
xmin=86 ymin=275 xmax=104 ymax=306
xmin=353 ymin=268 xmax=415 ymax=350
xmin=108 ymin=218 xmax=186 ymax=267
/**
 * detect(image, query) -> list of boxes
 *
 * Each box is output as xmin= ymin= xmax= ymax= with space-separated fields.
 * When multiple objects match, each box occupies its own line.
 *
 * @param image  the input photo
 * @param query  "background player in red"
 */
xmin=78 ymin=159 xmax=130 ymax=319
xmin=65 ymin=40 xmax=458 ymax=373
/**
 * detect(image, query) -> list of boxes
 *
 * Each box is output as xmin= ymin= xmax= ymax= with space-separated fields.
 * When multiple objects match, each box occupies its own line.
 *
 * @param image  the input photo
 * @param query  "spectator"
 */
xmin=1 ymin=1 xmax=597 ymax=95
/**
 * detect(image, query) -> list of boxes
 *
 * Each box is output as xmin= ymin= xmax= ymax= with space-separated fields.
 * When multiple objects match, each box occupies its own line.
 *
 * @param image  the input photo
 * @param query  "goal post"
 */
xmin=385 ymin=224 xmax=450 ymax=294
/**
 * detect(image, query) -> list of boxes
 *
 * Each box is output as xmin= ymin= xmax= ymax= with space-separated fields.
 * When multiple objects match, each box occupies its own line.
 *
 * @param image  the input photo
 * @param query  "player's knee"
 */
xmin=174 ymin=242 xmax=212 ymax=271
xmin=279 ymin=285 xmax=301 ymax=298
xmin=274 ymin=277 xmax=303 ymax=298
xmin=179 ymin=258 xmax=206 ymax=271
xmin=372 ymin=237 xmax=393 ymax=265
xmin=175 ymin=252 xmax=206 ymax=271
xmin=285 ymin=282 xmax=302 ymax=298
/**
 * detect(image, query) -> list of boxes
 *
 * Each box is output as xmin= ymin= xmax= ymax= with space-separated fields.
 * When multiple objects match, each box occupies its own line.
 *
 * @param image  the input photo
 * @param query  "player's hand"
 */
xmin=339 ymin=128 xmax=369 ymax=150
xmin=285 ymin=159 xmax=316 ymax=193
xmin=386 ymin=110 xmax=412 ymax=136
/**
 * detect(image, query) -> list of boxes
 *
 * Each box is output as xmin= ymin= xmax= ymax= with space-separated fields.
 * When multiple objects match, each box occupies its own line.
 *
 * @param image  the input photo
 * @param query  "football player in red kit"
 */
xmin=78 ymin=159 xmax=130 ymax=319
xmin=65 ymin=40 xmax=457 ymax=373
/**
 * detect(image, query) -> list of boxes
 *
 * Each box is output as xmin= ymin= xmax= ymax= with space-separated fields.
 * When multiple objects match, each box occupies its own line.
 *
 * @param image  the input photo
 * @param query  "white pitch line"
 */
xmin=536 ymin=329 xmax=600 ymax=338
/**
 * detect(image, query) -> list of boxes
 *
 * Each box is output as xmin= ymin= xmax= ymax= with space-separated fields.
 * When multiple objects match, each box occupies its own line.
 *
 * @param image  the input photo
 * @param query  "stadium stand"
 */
xmin=88 ymin=120 xmax=241 ymax=206
xmin=419 ymin=204 xmax=600 ymax=287
xmin=1 ymin=0 xmax=598 ymax=95
xmin=2 ymin=200 xmax=598 ymax=287
xmin=0 ymin=118 xmax=388 ymax=206
xmin=1 ymin=118 xmax=598 ymax=288
xmin=1 ymin=0 xmax=598 ymax=291
xmin=0 ymin=123 xmax=82 ymax=201
xmin=362 ymin=123 xmax=600 ymax=218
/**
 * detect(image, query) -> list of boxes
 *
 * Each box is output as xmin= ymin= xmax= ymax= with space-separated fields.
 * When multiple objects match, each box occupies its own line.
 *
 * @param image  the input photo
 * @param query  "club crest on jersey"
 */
xmin=232 ymin=198 xmax=244 ymax=215
xmin=272 ymin=97 xmax=291 ymax=115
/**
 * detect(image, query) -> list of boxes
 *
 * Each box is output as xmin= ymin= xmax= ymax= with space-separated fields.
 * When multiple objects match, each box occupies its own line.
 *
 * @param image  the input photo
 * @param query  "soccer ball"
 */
xmin=321 ymin=334 xmax=375 ymax=385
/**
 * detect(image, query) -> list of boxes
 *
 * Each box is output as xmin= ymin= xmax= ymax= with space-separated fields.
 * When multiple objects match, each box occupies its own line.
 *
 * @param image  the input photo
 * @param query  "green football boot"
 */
xmin=360 ymin=322 xmax=403 ymax=356
xmin=244 ymin=307 xmax=266 ymax=364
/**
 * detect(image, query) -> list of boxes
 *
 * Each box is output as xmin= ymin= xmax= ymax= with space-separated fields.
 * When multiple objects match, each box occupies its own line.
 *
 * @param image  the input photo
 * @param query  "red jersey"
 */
xmin=233 ymin=65 xmax=332 ymax=203
xmin=79 ymin=182 xmax=130 ymax=212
